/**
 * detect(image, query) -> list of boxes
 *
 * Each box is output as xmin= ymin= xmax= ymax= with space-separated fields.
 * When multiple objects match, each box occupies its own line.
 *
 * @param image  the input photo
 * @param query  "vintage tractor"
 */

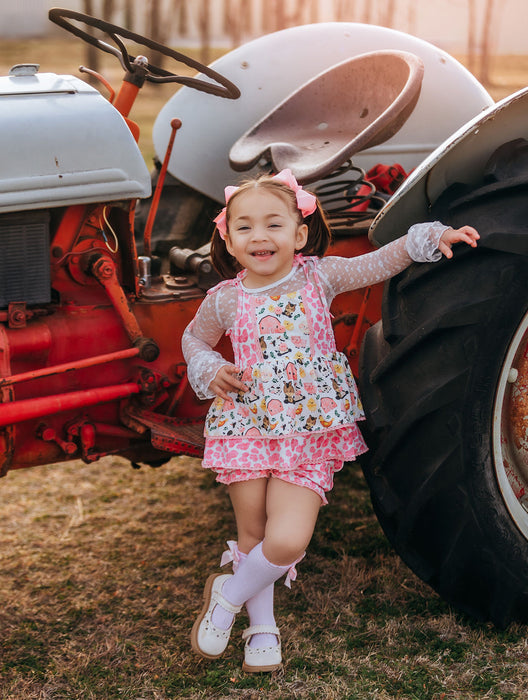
xmin=1 ymin=8 xmax=527 ymax=627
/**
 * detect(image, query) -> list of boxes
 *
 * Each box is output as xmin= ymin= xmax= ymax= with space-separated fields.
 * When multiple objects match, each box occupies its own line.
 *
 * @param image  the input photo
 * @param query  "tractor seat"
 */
xmin=229 ymin=50 xmax=424 ymax=184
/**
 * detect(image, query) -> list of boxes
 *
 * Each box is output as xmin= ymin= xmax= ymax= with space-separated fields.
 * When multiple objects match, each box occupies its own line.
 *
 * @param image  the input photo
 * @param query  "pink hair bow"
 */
xmin=213 ymin=169 xmax=317 ymax=240
xmin=273 ymin=169 xmax=317 ymax=219
xmin=213 ymin=185 xmax=237 ymax=240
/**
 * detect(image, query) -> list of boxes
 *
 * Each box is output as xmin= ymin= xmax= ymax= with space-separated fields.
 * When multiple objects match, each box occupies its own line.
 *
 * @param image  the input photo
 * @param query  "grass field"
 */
xmin=4 ymin=456 xmax=528 ymax=700
xmin=0 ymin=36 xmax=528 ymax=700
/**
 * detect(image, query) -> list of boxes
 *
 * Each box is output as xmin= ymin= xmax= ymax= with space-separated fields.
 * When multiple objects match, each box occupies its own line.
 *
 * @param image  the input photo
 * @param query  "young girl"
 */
xmin=182 ymin=169 xmax=479 ymax=673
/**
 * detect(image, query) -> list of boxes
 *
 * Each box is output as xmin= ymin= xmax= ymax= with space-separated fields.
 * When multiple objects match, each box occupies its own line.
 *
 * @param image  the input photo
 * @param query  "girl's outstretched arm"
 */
xmin=319 ymin=220 xmax=479 ymax=296
xmin=437 ymin=225 xmax=480 ymax=258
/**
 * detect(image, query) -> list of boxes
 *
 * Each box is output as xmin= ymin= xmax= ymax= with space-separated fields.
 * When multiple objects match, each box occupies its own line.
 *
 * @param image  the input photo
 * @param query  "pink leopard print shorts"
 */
xmin=213 ymin=459 xmax=344 ymax=505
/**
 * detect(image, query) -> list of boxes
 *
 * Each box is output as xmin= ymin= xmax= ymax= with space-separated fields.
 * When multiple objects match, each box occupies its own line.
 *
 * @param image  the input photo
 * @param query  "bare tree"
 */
xmin=308 ymin=0 xmax=319 ymax=24
xmin=198 ymin=0 xmax=212 ymax=65
xmin=479 ymin=0 xmax=498 ymax=84
xmin=382 ymin=0 xmax=396 ymax=28
xmin=275 ymin=0 xmax=286 ymax=31
xmin=173 ymin=0 xmax=189 ymax=37
xmin=334 ymin=0 xmax=355 ymax=22
xmin=82 ymin=0 xmax=99 ymax=73
xmin=223 ymin=0 xmax=248 ymax=48
xmin=407 ymin=0 xmax=417 ymax=35
xmin=289 ymin=0 xmax=307 ymax=26
xmin=243 ymin=0 xmax=253 ymax=36
xmin=261 ymin=0 xmax=274 ymax=33
xmin=102 ymin=0 xmax=114 ymax=21
xmin=467 ymin=0 xmax=478 ymax=76
xmin=362 ymin=0 xmax=372 ymax=24
xmin=124 ymin=0 xmax=135 ymax=32
xmin=146 ymin=0 xmax=166 ymax=69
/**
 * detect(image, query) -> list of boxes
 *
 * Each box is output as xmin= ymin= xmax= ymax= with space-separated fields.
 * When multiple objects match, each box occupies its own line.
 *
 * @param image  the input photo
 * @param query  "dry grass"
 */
xmin=1 ymin=36 xmax=528 ymax=700
xmin=1 ymin=457 xmax=527 ymax=699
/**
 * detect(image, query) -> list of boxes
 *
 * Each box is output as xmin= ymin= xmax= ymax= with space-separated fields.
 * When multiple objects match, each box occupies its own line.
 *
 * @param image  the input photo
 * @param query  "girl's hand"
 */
xmin=209 ymin=364 xmax=248 ymax=400
xmin=438 ymin=225 xmax=480 ymax=259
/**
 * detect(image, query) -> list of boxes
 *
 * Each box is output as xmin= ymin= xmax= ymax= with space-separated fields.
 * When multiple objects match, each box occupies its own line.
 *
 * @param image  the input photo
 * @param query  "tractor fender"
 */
xmin=370 ymin=86 xmax=528 ymax=255
xmin=153 ymin=22 xmax=492 ymax=203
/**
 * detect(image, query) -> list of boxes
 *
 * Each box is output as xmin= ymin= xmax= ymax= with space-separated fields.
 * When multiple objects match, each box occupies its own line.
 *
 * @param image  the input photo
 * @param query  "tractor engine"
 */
xmin=0 ymin=65 xmax=206 ymax=475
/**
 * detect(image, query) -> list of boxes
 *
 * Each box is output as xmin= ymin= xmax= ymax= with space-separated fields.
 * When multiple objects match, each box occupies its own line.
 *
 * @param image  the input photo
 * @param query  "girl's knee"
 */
xmin=262 ymin=534 xmax=306 ymax=566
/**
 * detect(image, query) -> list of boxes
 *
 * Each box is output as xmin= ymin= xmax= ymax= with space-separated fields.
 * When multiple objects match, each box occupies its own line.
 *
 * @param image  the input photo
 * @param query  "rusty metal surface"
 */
xmin=509 ymin=339 xmax=528 ymax=472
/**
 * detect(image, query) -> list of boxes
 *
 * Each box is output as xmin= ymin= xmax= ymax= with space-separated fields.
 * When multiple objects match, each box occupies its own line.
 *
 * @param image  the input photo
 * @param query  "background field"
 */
xmin=1 ymin=38 xmax=528 ymax=700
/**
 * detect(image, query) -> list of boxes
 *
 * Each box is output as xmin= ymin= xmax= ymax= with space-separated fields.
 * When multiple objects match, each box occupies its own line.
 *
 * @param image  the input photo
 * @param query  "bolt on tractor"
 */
xmin=1 ymin=8 xmax=527 ymax=627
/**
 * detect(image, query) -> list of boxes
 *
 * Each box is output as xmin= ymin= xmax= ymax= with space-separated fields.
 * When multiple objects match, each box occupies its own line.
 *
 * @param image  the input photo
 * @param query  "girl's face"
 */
xmin=225 ymin=188 xmax=308 ymax=288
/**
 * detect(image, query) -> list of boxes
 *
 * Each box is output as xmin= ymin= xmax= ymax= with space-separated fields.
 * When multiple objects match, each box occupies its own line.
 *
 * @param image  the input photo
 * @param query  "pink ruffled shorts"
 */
xmin=213 ymin=459 xmax=344 ymax=505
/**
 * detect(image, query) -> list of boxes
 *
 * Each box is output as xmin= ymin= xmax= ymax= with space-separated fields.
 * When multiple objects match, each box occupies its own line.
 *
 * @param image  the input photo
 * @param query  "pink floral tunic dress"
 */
xmin=182 ymin=221 xmax=449 ymax=502
xmin=202 ymin=256 xmax=368 ymax=498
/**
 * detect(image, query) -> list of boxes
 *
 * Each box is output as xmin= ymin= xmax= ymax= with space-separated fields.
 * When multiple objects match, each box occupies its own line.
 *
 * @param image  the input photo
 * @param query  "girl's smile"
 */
xmin=225 ymin=188 xmax=308 ymax=288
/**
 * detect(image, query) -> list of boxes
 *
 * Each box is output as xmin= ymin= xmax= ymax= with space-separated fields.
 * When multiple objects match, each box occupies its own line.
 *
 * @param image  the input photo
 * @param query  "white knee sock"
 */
xmin=237 ymin=551 xmax=278 ymax=649
xmin=211 ymin=541 xmax=291 ymax=634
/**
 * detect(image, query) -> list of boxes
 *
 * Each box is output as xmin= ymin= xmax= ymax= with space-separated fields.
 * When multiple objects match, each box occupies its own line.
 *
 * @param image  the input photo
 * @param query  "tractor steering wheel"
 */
xmin=48 ymin=8 xmax=240 ymax=99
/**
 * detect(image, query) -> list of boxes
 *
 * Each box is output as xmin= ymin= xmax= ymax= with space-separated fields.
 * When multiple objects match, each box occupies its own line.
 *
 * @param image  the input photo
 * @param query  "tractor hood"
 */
xmin=0 ymin=65 xmax=151 ymax=213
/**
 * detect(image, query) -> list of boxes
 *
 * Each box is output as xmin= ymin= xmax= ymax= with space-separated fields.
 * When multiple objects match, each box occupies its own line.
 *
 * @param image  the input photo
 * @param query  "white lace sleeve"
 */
xmin=318 ymin=221 xmax=450 ymax=297
xmin=406 ymin=220 xmax=449 ymax=262
xmin=181 ymin=288 xmax=234 ymax=400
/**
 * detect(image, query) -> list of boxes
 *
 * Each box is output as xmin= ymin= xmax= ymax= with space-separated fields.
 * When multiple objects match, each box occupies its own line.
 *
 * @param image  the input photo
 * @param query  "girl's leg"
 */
xmin=212 ymin=479 xmax=321 ymax=643
xmin=227 ymin=479 xmax=280 ymax=650
xmin=222 ymin=479 xmax=322 ymax=605
xmin=211 ymin=478 xmax=268 ymax=632
xmin=229 ymin=478 xmax=268 ymax=553
xmin=192 ymin=477 xmax=323 ymax=661
xmin=263 ymin=477 xmax=322 ymax=565
xmin=235 ymin=550 xmax=277 ymax=649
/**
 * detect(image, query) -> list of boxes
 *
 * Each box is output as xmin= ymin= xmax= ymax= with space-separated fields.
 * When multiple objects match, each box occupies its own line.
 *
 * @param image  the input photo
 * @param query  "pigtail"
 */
xmin=210 ymin=227 xmax=241 ymax=279
xmin=299 ymin=198 xmax=333 ymax=258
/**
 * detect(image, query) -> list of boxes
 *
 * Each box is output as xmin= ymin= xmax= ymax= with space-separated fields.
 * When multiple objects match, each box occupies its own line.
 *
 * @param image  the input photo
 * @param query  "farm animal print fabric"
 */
xmin=204 ymin=281 xmax=363 ymax=439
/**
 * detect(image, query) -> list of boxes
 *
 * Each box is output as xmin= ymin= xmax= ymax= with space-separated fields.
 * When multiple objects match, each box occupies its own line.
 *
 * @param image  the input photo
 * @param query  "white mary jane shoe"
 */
xmin=241 ymin=625 xmax=282 ymax=673
xmin=191 ymin=573 xmax=242 ymax=659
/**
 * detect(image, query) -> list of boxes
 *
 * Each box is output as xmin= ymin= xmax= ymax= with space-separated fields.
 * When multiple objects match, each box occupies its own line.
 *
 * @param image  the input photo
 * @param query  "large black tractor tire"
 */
xmin=358 ymin=245 xmax=528 ymax=626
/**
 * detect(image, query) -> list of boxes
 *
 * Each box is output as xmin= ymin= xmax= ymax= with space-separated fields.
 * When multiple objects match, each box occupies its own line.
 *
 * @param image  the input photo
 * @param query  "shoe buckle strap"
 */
xmin=212 ymin=587 xmax=243 ymax=615
xmin=242 ymin=624 xmax=280 ymax=640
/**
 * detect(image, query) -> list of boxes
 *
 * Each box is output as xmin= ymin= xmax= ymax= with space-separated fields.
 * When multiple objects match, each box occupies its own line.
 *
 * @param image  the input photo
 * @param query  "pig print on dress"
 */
xmin=259 ymin=316 xmax=285 ymax=335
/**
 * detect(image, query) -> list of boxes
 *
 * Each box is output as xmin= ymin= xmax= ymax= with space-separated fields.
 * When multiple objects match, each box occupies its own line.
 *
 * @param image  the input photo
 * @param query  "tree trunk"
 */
xmin=407 ymin=1 xmax=416 ymax=35
xmin=383 ymin=0 xmax=396 ymax=27
xmin=289 ymin=0 xmax=306 ymax=26
xmin=102 ymin=0 xmax=114 ymax=21
xmin=124 ymin=0 xmax=135 ymax=32
xmin=174 ymin=0 xmax=189 ymax=37
xmin=334 ymin=0 xmax=352 ymax=22
xmin=147 ymin=0 xmax=166 ymax=70
xmin=198 ymin=0 xmax=211 ymax=66
xmin=308 ymin=0 xmax=319 ymax=24
xmin=467 ymin=0 xmax=478 ymax=76
xmin=82 ymin=0 xmax=99 ymax=75
xmin=479 ymin=0 xmax=497 ymax=85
